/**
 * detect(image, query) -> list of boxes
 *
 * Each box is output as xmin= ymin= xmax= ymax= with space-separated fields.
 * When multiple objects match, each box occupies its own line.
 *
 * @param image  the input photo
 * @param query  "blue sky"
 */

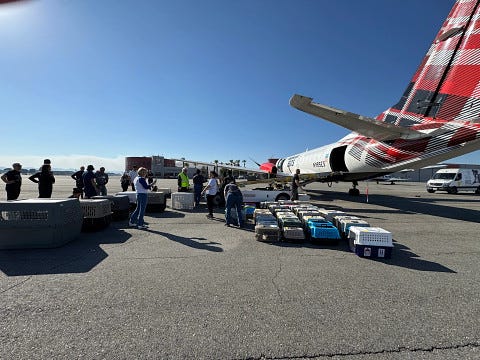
xmin=1 ymin=0 xmax=476 ymax=172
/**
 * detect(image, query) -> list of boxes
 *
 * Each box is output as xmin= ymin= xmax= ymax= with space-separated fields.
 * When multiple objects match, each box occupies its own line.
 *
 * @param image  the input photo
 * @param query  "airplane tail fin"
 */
xmin=381 ymin=0 xmax=480 ymax=127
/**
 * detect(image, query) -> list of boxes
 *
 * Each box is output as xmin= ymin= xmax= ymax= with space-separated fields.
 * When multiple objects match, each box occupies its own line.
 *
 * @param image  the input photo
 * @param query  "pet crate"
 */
xmin=0 ymin=199 xmax=83 ymax=249
xmin=348 ymin=226 xmax=393 ymax=258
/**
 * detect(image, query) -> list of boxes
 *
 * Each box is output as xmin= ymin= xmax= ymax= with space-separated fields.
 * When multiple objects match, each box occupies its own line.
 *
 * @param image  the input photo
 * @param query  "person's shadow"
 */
xmin=147 ymin=229 xmax=223 ymax=252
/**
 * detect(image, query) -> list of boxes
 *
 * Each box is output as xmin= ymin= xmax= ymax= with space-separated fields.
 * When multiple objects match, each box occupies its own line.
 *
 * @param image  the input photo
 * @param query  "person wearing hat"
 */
xmin=1 ymin=163 xmax=23 ymax=200
xmin=177 ymin=167 xmax=190 ymax=192
xmin=82 ymin=165 xmax=98 ymax=199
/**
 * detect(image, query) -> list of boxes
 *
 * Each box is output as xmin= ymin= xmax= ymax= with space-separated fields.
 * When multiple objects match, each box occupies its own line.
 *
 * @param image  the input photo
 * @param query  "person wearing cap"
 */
xmin=82 ymin=165 xmax=98 ymax=199
xmin=177 ymin=167 xmax=190 ymax=192
xmin=1 ymin=163 xmax=23 ymax=200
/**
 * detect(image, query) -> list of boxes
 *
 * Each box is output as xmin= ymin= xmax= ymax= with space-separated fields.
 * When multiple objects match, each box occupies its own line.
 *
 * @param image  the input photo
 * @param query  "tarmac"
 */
xmin=1 ymin=176 xmax=479 ymax=359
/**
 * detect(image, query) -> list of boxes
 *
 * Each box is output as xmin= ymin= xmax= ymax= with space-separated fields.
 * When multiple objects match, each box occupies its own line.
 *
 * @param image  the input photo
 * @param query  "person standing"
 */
xmin=177 ymin=167 xmax=190 ymax=192
xmin=82 ymin=165 xmax=97 ymax=199
xmin=192 ymin=169 xmax=205 ymax=207
xmin=120 ymin=172 xmax=130 ymax=192
xmin=128 ymin=166 xmax=138 ymax=191
xmin=201 ymin=171 xmax=219 ymax=219
xmin=224 ymin=182 xmax=244 ymax=228
xmin=71 ymin=166 xmax=85 ymax=198
xmin=129 ymin=167 xmax=153 ymax=230
xmin=29 ymin=164 xmax=55 ymax=198
xmin=1 ymin=162 xmax=22 ymax=200
xmin=291 ymin=168 xmax=301 ymax=201
xmin=95 ymin=167 xmax=109 ymax=196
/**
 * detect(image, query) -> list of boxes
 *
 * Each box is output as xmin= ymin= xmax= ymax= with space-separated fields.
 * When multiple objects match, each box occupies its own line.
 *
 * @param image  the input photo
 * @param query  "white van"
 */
xmin=426 ymin=168 xmax=480 ymax=194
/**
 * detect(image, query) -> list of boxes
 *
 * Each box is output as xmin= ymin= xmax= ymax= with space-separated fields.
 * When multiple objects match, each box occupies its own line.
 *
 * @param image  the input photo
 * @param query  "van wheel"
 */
xmin=475 ymin=187 xmax=480 ymax=195
xmin=447 ymin=186 xmax=458 ymax=194
xmin=427 ymin=189 xmax=435 ymax=193
xmin=275 ymin=193 xmax=290 ymax=201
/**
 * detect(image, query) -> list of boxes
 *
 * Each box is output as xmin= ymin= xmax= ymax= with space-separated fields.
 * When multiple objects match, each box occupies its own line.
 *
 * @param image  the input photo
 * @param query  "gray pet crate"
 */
xmin=92 ymin=195 xmax=130 ymax=220
xmin=79 ymin=199 xmax=113 ymax=231
xmin=0 ymin=199 xmax=83 ymax=249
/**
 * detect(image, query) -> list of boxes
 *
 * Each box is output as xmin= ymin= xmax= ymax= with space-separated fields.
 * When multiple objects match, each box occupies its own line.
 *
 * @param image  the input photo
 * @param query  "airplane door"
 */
xmin=329 ymin=146 xmax=349 ymax=172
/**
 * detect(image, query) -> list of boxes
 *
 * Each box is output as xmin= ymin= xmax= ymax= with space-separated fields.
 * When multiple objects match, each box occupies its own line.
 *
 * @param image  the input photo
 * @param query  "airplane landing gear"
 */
xmin=348 ymin=181 xmax=360 ymax=196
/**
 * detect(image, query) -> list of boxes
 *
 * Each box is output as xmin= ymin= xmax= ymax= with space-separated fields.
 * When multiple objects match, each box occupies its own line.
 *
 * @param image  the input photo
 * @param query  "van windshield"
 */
xmin=432 ymin=173 xmax=455 ymax=180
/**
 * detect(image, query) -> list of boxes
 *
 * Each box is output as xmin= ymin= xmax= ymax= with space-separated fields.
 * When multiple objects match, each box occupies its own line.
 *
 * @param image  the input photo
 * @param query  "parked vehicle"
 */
xmin=426 ymin=168 xmax=480 ymax=194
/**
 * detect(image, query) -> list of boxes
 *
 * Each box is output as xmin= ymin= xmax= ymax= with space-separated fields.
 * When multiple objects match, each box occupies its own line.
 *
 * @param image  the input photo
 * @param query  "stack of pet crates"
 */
xmin=254 ymin=209 xmax=280 ymax=242
xmin=276 ymin=210 xmax=305 ymax=242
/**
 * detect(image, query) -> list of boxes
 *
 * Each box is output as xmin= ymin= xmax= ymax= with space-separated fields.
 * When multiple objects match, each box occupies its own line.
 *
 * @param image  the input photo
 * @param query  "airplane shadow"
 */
xmin=0 ymin=222 xmax=132 ymax=277
xmin=147 ymin=230 xmax=223 ymax=253
xmin=307 ymin=190 xmax=480 ymax=223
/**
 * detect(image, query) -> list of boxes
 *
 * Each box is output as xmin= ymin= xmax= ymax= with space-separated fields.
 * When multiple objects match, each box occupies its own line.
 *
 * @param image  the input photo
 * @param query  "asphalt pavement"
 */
xmin=1 ymin=178 xmax=479 ymax=359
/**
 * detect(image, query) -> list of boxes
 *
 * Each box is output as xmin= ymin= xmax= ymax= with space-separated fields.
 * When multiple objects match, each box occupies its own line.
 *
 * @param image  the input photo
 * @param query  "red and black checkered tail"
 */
xmin=379 ymin=0 xmax=480 ymax=127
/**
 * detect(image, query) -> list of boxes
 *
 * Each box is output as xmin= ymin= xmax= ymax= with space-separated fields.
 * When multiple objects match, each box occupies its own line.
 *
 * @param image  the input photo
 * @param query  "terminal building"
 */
xmin=125 ymin=156 xmax=207 ymax=178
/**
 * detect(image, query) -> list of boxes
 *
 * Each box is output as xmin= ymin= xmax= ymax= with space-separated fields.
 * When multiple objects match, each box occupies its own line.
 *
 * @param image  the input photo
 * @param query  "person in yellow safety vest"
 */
xmin=177 ymin=167 xmax=190 ymax=192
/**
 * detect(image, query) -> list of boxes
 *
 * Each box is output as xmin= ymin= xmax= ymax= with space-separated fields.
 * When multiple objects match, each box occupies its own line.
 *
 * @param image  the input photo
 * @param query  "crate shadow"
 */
xmin=0 ymin=223 xmax=131 ymax=276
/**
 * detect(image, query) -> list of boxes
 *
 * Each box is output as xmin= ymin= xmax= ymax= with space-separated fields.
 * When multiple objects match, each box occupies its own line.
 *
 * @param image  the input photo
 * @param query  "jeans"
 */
xmin=130 ymin=193 xmax=148 ymax=226
xmin=97 ymin=184 xmax=107 ymax=196
xmin=225 ymin=192 xmax=243 ymax=226
xmin=194 ymin=184 xmax=203 ymax=205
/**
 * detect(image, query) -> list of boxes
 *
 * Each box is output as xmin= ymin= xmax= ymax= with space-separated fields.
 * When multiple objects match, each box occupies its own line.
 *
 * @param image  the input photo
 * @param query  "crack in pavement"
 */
xmin=271 ymin=257 xmax=283 ymax=303
xmin=0 ymin=276 xmax=32 ymax=294
xmin=236 ymin=341 xmax=480 ymax=359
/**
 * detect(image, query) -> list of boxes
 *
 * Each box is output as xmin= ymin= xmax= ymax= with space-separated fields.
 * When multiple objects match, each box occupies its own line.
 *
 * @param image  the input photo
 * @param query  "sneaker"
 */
xmin=128 ymin=221 xmax=136 ymax=227
xmin=206 ymin=214 xmax=213 ymax=219
xmin=137 ymin=224 xmax=149 ymax=230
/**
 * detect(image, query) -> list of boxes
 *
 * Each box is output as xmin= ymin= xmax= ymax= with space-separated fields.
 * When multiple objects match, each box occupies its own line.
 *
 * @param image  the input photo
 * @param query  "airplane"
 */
xmin=177 ymin=0 xmax=480 ymax=196
xmin=256 ymin=0 xmax=480 ymax=195
xmin=372 ymin=175 xmax=410 ymax=185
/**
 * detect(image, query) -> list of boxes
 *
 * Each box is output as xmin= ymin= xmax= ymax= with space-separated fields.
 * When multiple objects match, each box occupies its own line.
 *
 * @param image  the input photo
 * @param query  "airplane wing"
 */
xmin=290 ymin=94 xmax=436 ymax=141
